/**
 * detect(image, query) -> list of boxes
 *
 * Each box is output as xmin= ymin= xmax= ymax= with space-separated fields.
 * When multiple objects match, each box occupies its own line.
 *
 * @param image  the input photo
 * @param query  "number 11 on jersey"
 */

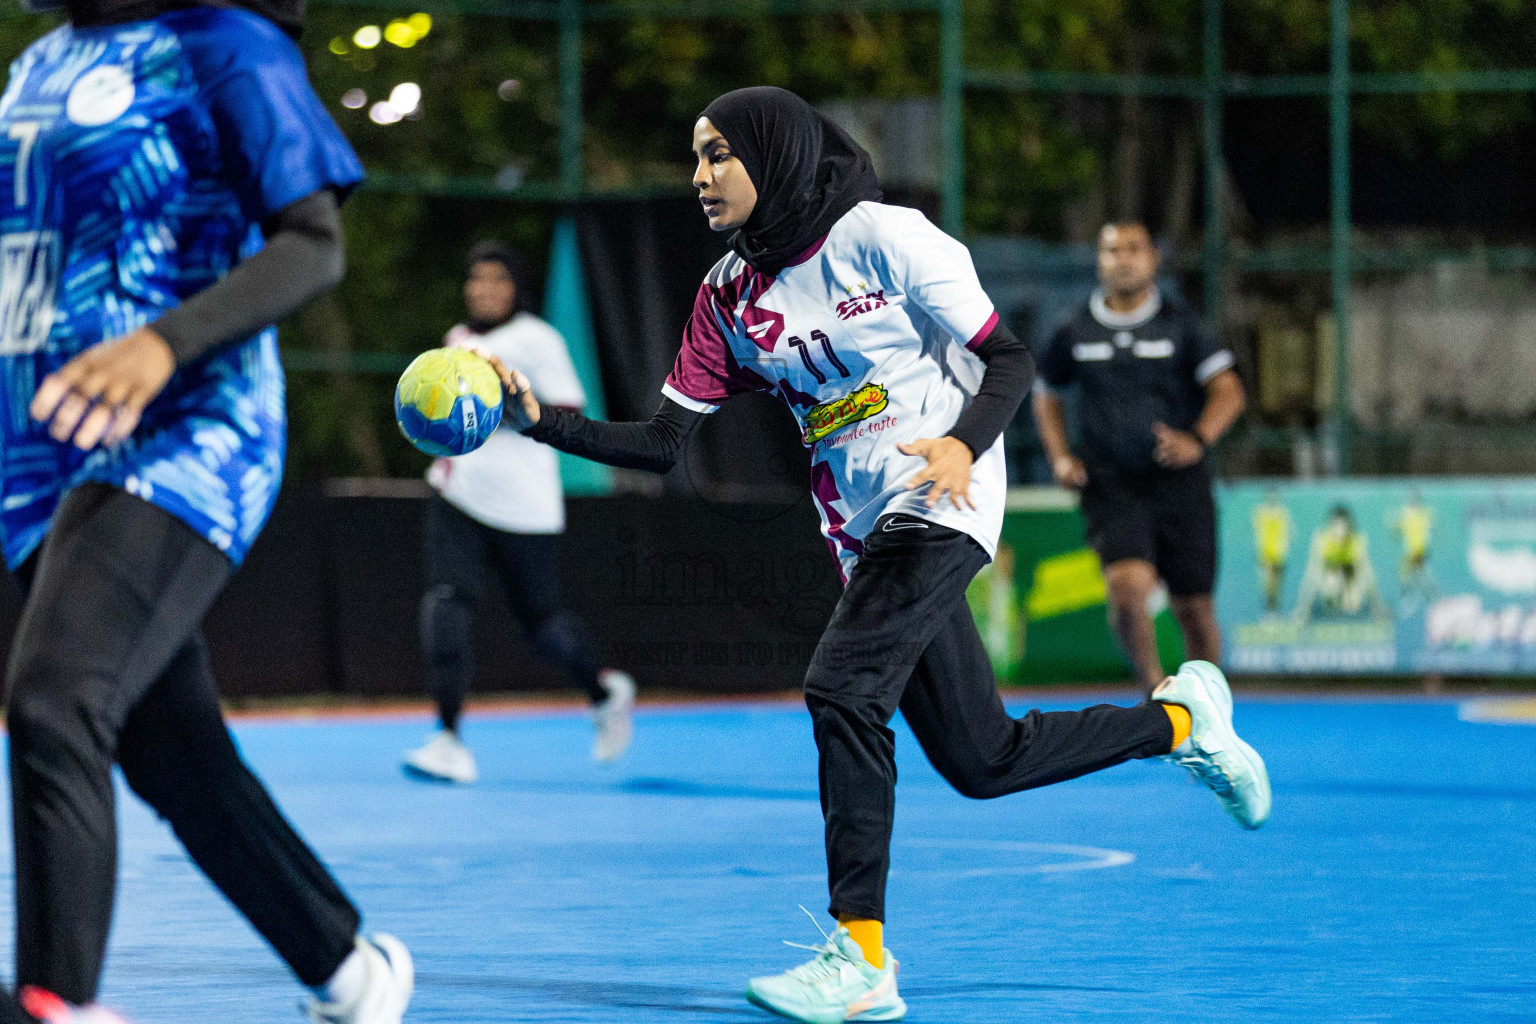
xmin=788 ymin=330 xmax=850 ymax=386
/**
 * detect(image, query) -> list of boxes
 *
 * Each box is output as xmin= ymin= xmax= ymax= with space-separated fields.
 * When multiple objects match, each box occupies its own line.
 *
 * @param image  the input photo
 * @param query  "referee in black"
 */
xmin=1032 ymin=222 xmax=1247 ymax=697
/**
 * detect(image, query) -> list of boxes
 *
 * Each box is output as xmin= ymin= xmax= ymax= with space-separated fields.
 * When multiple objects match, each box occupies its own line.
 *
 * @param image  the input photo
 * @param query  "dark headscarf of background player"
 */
xmin=465 ymin=240 xmax=537 ymax=333
xmin=18 ymin=0 xmax=349 ymax=370
xmin=521 ymin=85 xmax=1034 ymax=472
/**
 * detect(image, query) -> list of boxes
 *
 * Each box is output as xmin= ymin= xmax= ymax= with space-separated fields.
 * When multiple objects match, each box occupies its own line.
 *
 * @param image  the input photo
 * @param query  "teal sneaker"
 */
xmin=1154 ymin=660 xmax=1272 ymax=830
xmin=746 ymin=917 xmax=906 ymax=1023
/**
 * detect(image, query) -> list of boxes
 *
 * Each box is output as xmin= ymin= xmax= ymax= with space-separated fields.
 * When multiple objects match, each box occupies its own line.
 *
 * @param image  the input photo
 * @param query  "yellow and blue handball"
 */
xmin=394 ymin=348 xmax=504 ymax=457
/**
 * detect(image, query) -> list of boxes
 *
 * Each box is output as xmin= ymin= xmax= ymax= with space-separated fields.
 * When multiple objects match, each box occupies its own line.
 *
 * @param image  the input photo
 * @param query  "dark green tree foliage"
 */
xmin=0 ymin=1 xmax=1533 ymax=477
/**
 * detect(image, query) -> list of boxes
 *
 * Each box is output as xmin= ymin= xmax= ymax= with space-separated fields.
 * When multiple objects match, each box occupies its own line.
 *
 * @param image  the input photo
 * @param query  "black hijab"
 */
xmin=465 ymin=239 xmax=535 ymax=331
xmin=61 ymin=0 xmax=305 ymax=38
xmin=700 ymin=87 xmax=882 ymax=276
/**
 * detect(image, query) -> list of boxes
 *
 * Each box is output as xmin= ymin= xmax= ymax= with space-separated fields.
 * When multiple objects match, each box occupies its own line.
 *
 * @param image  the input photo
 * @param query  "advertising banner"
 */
xmin=967 ymin=489 xmax=1184 ymax=685
xmin=1217 ymin=478 xmax=1536 ymax=675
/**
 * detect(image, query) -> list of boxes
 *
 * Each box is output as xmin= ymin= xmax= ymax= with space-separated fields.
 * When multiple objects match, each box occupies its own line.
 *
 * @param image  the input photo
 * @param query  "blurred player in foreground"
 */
xmin=484 ymin=86 xmax=1272 ymax=1024
xmin=403 ymin=242 xmax=636 ymax=783
xmin=0 ymin=5 xmax=409 ymax=1022
xmin=1033 ymin=223 xmax=1247 ymax=697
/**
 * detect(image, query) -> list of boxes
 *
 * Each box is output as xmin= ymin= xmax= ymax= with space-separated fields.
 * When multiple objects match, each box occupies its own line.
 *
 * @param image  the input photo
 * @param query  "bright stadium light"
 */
xmin=369 ymin=101 xmax=403 ymax=125
xmin=388 ymin=82 xmax=422 ymax=116
xmin=353 ymin=25 xmax=382 ymax=48
xmin=385 ymin=19 xmax=416 ymax=47
xmin=340 ymin=89 xmax=367 ymax=110
xmin=406 ymin=12 xmax=432 ymax=37
xmin=328 ymin=36 xmax=348 ymax=55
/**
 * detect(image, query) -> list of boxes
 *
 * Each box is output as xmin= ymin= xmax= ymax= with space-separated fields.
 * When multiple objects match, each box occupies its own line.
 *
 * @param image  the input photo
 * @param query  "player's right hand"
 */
xmin=31 ymin=326 xmax=176 ymax=450
xmin=472 ymin=347 xmax=540 ymax=430
xmin=1052 ymin=455 xmax=1088 ymax=490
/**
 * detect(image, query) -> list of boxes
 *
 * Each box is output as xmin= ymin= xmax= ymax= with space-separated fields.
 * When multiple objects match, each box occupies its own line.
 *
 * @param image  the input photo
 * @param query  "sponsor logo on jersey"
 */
xmin=66 ymin=64 xmax=134 ymax=127
xmin=835 ymin=289 xmax=888 ymax=320
xmin=802 ymin=382 xmax=889 ymax=444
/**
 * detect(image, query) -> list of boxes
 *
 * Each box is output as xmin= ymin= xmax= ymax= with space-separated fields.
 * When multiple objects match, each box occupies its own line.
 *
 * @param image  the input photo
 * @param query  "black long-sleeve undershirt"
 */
xmin=525 ymin=318 xmax=1033 ymax=471
xmin=945 ymin=318 xmax=1035 ymax=458
xmin=525 ymin=396 xmax=705 ymax=474
xmin=151 ymin=189 xmax=346 ymax=368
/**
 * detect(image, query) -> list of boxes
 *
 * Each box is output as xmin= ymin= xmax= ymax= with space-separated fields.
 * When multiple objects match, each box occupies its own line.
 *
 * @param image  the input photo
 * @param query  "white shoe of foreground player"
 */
xmin=401 ymin=729 xmax=478 ymax=784
xmin=19 ymin=988 xmax=130 ymax=1024
xmin=592 ymin=669 xmax=636 ymax=763
xmin=304 ymin=934 xmax=413 ymax=1024
xmin=1154 ymin=660 xmax=1272 ymax=829
xmin=746 ymin=916 xmax=905 ymax=1024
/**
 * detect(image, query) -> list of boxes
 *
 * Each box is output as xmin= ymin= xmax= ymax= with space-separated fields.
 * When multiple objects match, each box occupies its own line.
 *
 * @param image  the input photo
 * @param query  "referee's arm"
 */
xmin=1031 ymin=325 xmax=1087 ymax=489
xmin=1153 ymin=319 xmax=1247 ymax=469
xmin=1154 ymin=367 xmax=1246 ymax=469
xmin=1192 ymin=369 xmax=1246 ymax=448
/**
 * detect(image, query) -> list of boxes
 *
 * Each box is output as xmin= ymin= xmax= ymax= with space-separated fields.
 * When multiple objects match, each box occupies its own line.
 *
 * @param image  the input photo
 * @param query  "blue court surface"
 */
xmin=7 ymin=695 xmax=1534 ymax=1023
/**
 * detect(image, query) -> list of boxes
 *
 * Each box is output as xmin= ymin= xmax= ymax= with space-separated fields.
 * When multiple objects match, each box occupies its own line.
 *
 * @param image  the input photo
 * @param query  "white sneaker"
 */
xmin=592 ymin=669 xmax=636 ymax=763
xmin=402 ymin=729 xmax=478 ymax=784
xmin=19 ymin=988 xmax=130 ymax=1024
xmin=746 ymin=921 xmax=906 ymax=1023
xmin=1154 ymin=660 xmax=1271 ymax=829
xmin=304 ymin=934 xmax=413 ymax=1024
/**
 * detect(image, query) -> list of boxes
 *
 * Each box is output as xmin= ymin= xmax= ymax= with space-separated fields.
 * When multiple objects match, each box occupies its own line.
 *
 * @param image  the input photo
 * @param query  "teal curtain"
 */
xmin=543 ymin=215 xmax=612 ymax=495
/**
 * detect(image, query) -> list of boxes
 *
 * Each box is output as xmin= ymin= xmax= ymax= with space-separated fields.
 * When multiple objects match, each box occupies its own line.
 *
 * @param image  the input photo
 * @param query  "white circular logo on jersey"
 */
xmin=1114 ymin=330 xmax=1134 ymax=348
xmin=66 ymin=65 xmax=135 ymax=127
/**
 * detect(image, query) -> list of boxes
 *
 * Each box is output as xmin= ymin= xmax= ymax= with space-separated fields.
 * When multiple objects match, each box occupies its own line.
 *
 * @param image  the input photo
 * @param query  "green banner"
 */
xmin=966 ymin=489 xmax=1184 ymax=685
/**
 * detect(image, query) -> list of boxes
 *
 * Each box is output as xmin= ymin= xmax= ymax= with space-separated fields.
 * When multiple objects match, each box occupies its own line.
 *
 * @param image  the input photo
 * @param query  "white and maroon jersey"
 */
xmin=663 ymin=201 xmax=1004 ymax=579
xmin=428 ymin=312 xmax=587 ymax=534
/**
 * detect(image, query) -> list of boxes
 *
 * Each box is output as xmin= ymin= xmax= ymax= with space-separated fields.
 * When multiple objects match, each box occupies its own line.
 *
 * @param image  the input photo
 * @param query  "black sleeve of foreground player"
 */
xmin=152 ymin=189 xmax=346 ymax=367
xmin=525 ymin=396 xmax=706 ymax=474
xmin=947 ymin=318 xmax=1035 ymax=457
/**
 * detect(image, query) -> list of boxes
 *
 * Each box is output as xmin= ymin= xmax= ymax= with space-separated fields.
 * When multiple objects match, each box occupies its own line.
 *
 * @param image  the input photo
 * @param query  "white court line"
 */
xmin=900 ymin=838 xmax=1135 ymax=877
xmin=767 ymin=839 xmax=1135 ymax=883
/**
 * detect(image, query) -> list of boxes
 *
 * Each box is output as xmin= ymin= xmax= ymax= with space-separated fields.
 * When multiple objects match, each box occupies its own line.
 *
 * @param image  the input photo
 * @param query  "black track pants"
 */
xmin=420 ymin=496 xmax=603 ymax=732
xmin=0 ymin=992 xmax=30 ymax=1024
xmin=805 ymin=515 xmax=1175 ymax=922
xmin=5 ymin=484 xmax=359 ymax=1004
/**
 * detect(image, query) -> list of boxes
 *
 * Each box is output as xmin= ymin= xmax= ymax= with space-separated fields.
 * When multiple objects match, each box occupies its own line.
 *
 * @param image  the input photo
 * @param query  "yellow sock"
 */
xmin=837 ymin=917 xmax=884 ymax=969
xmin=1161 ymin=702 xmax=1191 ymax=751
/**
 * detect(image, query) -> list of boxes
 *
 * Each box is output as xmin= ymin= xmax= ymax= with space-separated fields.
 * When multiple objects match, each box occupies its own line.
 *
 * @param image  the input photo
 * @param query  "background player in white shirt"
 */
xmin=482 ymin=88 xmax=1269 ymax=1023
xmin=402 ymin=242 xmax=636 ymax=784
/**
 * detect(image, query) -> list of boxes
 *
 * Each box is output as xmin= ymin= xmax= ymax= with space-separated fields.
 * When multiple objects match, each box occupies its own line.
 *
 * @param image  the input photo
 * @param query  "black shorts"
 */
xmin=1079 ymin=461 xmax=1217 ymax=597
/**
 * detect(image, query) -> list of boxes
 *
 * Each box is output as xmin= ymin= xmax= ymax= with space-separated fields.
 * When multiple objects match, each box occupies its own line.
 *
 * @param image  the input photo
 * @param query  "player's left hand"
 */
xmin=472 ymin=347 xmax=540 ymax=430
xmin=1152 ymin=421 xmax=1205 ymax=469
xmin=899 ymin=436 xmax=975 ymax=510
xmin=30 ymin=327 xmax=177 ymax=450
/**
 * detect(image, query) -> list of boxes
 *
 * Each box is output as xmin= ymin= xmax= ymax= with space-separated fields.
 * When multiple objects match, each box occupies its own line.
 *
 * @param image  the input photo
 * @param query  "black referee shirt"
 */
xmin=1037 ymin=288 xmax=1233 ymax=473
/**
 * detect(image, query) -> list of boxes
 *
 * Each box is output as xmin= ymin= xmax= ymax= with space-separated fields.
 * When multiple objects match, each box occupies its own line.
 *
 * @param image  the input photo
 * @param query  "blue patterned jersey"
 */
xmin=0 ymin=8 xmax=363 ymax=568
